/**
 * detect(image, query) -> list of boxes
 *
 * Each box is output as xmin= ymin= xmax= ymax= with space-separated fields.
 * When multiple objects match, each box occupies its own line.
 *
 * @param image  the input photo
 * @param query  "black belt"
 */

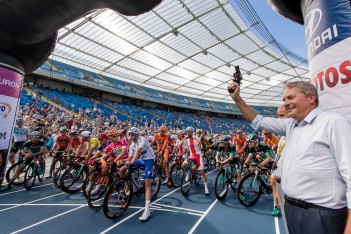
xmin=284 ymin=195 xmax=321 ymax=209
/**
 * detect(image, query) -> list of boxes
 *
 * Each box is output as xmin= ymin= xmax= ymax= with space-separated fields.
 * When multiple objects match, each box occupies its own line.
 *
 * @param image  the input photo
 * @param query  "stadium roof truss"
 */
xmin=52 ymin=0 xmax=310 ymax=106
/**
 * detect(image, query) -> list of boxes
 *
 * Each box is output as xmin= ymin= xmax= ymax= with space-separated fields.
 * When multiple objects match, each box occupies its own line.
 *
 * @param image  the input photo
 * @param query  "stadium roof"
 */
xmin=51 ymin=0 xmax=310 ymax=106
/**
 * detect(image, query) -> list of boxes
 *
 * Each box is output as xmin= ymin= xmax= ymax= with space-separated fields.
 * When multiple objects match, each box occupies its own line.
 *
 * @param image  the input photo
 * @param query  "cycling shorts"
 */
xmin=133 ymin=159 xmax=154 ymax=180
xmin=11 ymin=141 xmax=25 ymax=153
xmin=184 ymin=154 xmax=204 ymax=170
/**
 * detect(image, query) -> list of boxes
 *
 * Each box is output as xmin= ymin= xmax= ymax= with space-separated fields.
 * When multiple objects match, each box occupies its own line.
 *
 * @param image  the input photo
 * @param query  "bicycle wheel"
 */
xmin=6 ymin=162 xmax=25 ymax=186
xmin=103 ymin=179 xmax=133 ymax=219
xmin=24 ymin=164 xmax=36 ymax=190
xmin=53 ymin=164 xmax=68 ymax=189
xmin=180 ymin=168 xmax=192 ymax=196
xmin=87 ymin=172 xmax=110 ymax=210
xmin=151 ymin=170 xmax=161 ymax=200
xmin=169 ymin=163 xmax=183 ymax=188
xmin=83 ymin=168 xmax=102 ymax=199
xmin=214 ymin=169 xmax=229 ymax=201
xmin=237 ymin=173 xmax=262 ymax=207
xmin=38 ymin=162 xmax=45 ymax=182
xmin=60 ymin=165 xmax=87 ymax=194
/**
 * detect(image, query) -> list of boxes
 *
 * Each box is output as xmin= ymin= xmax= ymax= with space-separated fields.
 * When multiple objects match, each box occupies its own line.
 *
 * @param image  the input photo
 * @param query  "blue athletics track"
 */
xmin=0 ymin=167 xmax=286 ymax=234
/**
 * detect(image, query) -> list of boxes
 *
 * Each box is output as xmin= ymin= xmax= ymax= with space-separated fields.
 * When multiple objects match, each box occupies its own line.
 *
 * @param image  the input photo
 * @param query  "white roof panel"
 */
xmin=51 ymin=0 xmax=309 ymax=107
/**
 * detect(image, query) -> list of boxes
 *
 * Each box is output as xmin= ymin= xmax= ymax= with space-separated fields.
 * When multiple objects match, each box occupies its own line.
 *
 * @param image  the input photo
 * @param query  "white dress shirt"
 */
xmin=251 ymin=107 xmax=351 ymax=209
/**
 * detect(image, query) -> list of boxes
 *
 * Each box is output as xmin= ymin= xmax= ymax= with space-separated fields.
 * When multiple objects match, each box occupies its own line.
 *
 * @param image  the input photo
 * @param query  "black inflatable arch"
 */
xmin=266 ymin=0 xmax=304 ymax=25
xmin=0 ymin=0 xmax=162 ymax=73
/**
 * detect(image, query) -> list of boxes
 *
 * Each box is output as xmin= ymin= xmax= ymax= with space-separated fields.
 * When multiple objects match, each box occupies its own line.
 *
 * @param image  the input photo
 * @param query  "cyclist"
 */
xmin=8 ymin=131 xmax=46 ymax=185
xmin=182 ymin=126 xmax=209 ymax=195
xmin=195 ymin=129 xmax=205 ymax=149
xmin=150 ymin=126 xmax=171 ymax=187
xmin=215 ymin=135 xmax=241 ymax=183
xmin=101 ymin=129 xmax=128 ymax=176
xmin=262 ymin=130 xmax=279 ymax=154
xmin=126 ymin=127 xmax=155 ymax=221
xmin=68 ymin=130 xmax=81 ymax=155
xmin=86 ymin=132 xmax=110 ymax=193
xmin=8 ymin=117 xmax=30 ymax=166
xmin=233 ymin=129 xmax=246 ymax=162
xmin=76 ymin=131 xmax=100 ymax=159
xmin=171 ymin=130 xmax=187 ymax=163
xmin=46 ymin=126 xmax=71 ymax=179
xmin=243 ymin=133 xmax=275 ymax=169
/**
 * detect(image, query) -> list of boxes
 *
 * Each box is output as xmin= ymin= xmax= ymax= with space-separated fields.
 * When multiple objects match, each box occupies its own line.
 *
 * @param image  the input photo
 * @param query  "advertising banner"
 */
xmin=302 ymin=0 xmax=351 ymax=120
xmin=0 ymin=66 xmax=23 ymax=150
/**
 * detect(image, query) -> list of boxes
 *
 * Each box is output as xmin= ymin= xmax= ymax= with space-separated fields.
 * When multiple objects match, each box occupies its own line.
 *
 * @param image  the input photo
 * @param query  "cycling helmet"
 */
xmin=213 ymin=134 xmax=219 ymax=138
xmin=148 ymin=136 xmax=154 ymax=141
xmin=16 ymin=117 xmax=24 ymax=124
xmin=196 ymin=129 xmax=202 ymax=133
xmin=246 ymin=133 xmax=258 ymax=141
xmin=140 ymin=130 xmax=146 ymax=135
xmin=98 ymin=133 xmax=109 ymax=140
xmin=186 ymin=126 xmax=194 ymax=132
xmin=127 ymin=127 xmax=136 ymax=133
xmin=129 ymin=127 xmax=140 ymax=136
xmin=108 ymin=129 xmax=119 ymax=136
xmin=236 ymin=129 xmax=243 ymax=133
xmin=60 ymin=126 xmax=67 ymax=133
xmin=30 ymin=131 xmax=40 ymax=137
xmin=81 ymin=131 xmax=91 ymax=137
xmin=171 ymin=135 xmax=176 ymax=141
xmin=262 ymin=130 xmax=271 ymax=135
xmin=69 ymin=130 xmax=78 ymax=136
xmin=160 ymin=126 xmax=168 ymax=132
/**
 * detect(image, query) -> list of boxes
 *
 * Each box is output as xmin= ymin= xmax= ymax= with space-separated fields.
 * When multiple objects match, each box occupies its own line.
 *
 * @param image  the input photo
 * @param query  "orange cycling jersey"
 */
xmin=153 ymin=133 xmax=168 ymax=149
xmin=233 ymin=136 xmax=246 ymax=152
xmin=56 ymin=135 xmax=71 ymax=150
xmin=153 ymin=133 xmax=169 ymax=161
xmin=263 ymin=135 xmax=279 ymax=152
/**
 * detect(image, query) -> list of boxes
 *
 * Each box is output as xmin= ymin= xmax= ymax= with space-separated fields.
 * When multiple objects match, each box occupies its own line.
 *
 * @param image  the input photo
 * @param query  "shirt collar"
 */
xmin=294 ymin=107 xmax=323 ymax=127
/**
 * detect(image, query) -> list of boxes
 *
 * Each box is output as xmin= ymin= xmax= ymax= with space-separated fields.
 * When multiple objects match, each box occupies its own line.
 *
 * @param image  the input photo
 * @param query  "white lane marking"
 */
xmin=187 ymin=199 xmax=219 ymax=234
xmin=0 ymin=183 xmax=54 ymax=197
xmin=100 ymin=169 xmax=216 ymax=234
xmin=0 ymin=192 xmax=65 ymax=212
xmin=275 ymin=216 xmax=280 ymax=234
xmin=152 ymin=203 xmax=205 ymax=214
xmin=10 ymin=205 xmax=86 ymax=234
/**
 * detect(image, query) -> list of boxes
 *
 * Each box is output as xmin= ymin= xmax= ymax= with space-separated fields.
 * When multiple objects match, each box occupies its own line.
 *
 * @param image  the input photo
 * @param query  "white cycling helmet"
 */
xmin=81 ymin=131 xmax=91 ymax=137
xmin=186 ymin=126 xmax=194 ymax=132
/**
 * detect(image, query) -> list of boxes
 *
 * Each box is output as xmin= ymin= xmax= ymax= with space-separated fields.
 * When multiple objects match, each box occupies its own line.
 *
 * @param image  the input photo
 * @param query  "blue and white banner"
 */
xmin=302 ymin=0 xmax=351 ymax=120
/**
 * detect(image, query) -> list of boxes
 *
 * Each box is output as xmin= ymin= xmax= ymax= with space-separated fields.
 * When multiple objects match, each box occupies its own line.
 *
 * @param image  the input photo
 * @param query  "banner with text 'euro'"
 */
xmin=0 ymin=66 xmax=23 ymax=150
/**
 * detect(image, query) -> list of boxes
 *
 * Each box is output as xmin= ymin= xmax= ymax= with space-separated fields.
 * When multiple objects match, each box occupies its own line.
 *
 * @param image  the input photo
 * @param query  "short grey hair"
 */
xmin=284 ymin=81 xmax=319 ymax=106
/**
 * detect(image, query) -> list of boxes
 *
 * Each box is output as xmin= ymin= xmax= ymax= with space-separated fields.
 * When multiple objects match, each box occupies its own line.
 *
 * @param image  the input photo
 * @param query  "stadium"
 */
xmin=1 ymin=1 xmax=350 ymax=234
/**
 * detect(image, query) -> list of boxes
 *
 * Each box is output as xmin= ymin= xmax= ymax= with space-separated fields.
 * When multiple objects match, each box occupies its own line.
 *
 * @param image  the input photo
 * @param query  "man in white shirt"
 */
xmin=228 ymin=81 xmax=351 ymax=234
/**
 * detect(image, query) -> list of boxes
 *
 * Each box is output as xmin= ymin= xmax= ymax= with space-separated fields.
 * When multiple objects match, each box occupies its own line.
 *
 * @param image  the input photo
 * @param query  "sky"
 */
xmin=229 ymin=0 xmax=308 ymax=60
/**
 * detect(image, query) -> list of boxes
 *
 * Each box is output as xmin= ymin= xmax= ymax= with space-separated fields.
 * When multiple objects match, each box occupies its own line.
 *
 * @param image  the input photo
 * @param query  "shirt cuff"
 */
xmin=250 ymin=114 xmax=263 ymax=130
xmin=347 ymin=192 xmax=351 ymax=208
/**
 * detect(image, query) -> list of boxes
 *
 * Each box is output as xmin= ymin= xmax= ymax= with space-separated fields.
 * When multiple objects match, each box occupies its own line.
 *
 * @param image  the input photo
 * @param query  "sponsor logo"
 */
xmin=305 ymin=9 xmax=323 ymax=42
xmin=306 ymin=8 xmax=339 ymax=58
xmin=0 ymin=102 xmax=12 ymax=119
xmin=0 ymin=77 xmax=21 ymax=89
xmin=311 ymin=59 xmax=351 ymax=92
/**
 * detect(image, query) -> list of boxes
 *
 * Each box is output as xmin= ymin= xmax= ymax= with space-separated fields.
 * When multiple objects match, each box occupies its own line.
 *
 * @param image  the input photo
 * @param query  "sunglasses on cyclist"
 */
xmin=248 ymin=140 xmax=255 ymax=143
xmin=111 ymin=135 xmax=119 ymax=138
